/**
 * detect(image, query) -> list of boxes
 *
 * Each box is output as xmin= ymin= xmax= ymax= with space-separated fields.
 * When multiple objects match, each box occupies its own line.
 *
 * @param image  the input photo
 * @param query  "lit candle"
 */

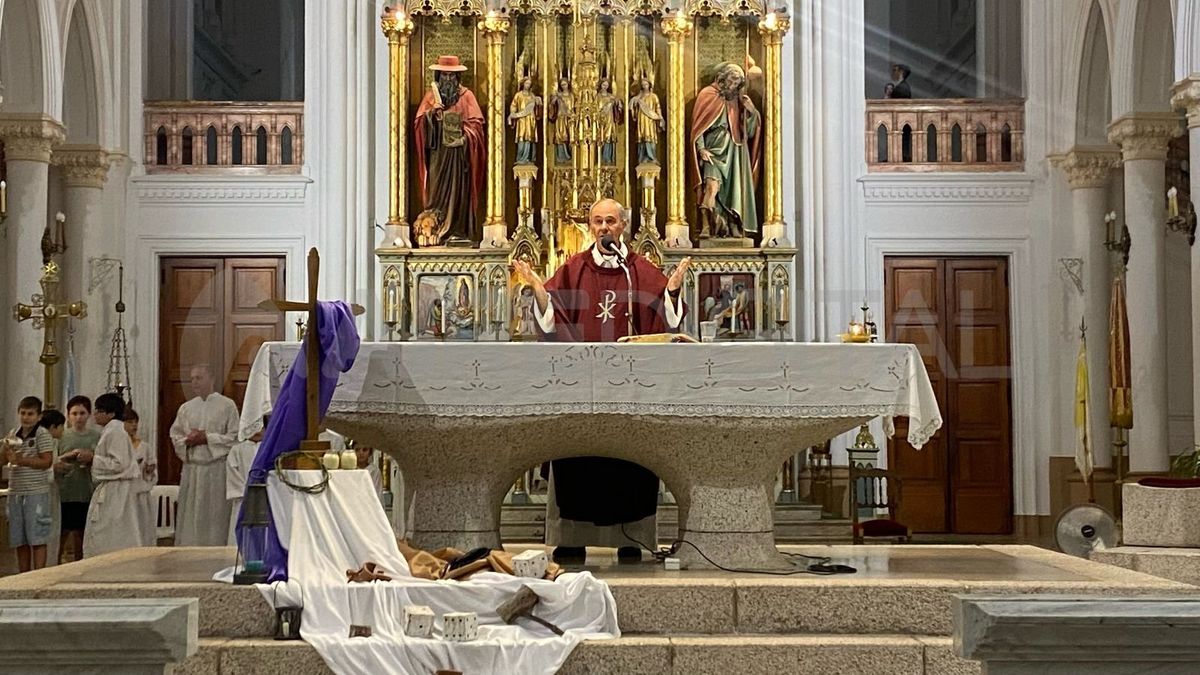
xmin=776 ymin=285 xmax=789 ymax=323
xmin=55 ymin=211 xmax=66 ymax=249
xmin=493 ymin=284 xmax=508 ymax=325
xmin=1105 ymin=212 xmax=1115 ymax=243
xmin=1 ymin=180 xmax=7 ymax=215
xmin=1168 ymin=187 xmax=1179 ymax=218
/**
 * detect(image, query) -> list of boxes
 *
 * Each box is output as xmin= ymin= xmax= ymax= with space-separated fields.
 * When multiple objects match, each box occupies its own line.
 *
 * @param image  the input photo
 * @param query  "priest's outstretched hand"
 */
xmin=512 ymin=259 xmax=551 ymax=314
xmin=667 ymin=257 xmax=692 ymax=293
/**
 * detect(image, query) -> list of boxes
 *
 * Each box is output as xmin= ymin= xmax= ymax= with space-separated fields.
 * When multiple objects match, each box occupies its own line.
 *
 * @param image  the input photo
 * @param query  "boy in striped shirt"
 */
xmin=4 ymin=396 xmax=56 ymax=572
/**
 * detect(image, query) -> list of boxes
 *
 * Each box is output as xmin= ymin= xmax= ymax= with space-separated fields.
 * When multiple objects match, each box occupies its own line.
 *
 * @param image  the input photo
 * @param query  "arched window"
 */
xmin=256 ymin=126 xmax=269 ymax=164
xmin=231 ymin=126 xmax=244 ymax=164
xmin=206 ymin=126 xmax=219 ymax=165
xmin=950 ymin=124 xmax=963 ymax=162
xmin=1000 ymin=123 xmax=1013 ymax=162
xmin=926 ymin=124 xmax=938 ymax=162
xmin=901 ymin=124 xmax=913 ymax=163
xmin=876 ymin=124 xmax=889 ymax=162
xmin=181 ymin=127 xmax=194 ymax=165
xmin=155 ymin=126 xmax=168 ymax=165
xmin=975 ymin=123 xmax=988 ymax=162
xmin=281 ymin=127 xmax=294 ymax=165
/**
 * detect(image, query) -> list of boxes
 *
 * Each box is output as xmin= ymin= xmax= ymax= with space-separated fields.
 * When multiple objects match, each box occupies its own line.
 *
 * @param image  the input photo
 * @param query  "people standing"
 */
xmin=80 ymin=394 xmax=142 ymax=558
xmin=124 ymin=409 xmax=158 ymax=547
xmin=225 ymin=418 xmax=265 ymax=546
xmin=169 ymin=364 xmax=240 ymax=546
xmin=5 ymin=397 xmax=55 ymax=572
xmin=55 ymin=395 xmax=99 ymax=562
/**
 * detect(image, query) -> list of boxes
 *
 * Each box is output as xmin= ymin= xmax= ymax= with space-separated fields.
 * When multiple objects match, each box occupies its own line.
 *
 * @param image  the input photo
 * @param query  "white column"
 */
xmin=1054 ymin=147 xmax=1121 ymax=467
xmin=1108 ymin=114 xmax=1185 ymax=472
xmin=1172 ymin=77 xmax=1200 ymax=448
xmin=53 ymin=145 xmax=111 ymax=400
xmin=0 ymin=116 xmax=65 ymax=416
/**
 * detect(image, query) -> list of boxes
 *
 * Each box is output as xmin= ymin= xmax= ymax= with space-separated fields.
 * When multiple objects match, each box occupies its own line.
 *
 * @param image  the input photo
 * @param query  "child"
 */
xmin=225 ymin=415 xmax=266 ymax=546
xmin=78 ymin=394 xmax=141 ymax=557
xmin=55 ymin=395 xmax=99 ymax=562
xmin=5 ymin=396 xmax=55 ymax=572
xmin=124 ymin=409 xmax=158 ymax=547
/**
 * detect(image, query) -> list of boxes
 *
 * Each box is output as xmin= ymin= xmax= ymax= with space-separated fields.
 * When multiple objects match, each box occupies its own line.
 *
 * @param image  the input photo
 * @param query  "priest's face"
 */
xmin=588 ymin=199 xmax=627 ymax=242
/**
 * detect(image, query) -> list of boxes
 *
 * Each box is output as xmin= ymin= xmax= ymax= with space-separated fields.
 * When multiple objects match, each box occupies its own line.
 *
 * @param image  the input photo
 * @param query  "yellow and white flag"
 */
xmin=1074 ymin=334 xmax=1095 ymax=484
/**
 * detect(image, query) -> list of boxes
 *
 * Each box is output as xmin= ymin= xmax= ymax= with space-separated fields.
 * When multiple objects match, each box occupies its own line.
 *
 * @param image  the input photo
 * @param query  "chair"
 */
xmin=152 ymin=484 xmax=180 ymax=543
xmin=849 ymin=467 xmax=911 ymax=544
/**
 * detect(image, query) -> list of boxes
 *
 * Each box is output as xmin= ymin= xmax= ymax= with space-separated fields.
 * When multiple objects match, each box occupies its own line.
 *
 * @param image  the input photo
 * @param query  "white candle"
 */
xmin=776 ymin=286 xmax=789 ymax=323
xmin=1105 ymin=212 xmax=1114 ymax=243
xmin=493 ymin=284 xmax=507 ymax=324
xmin=1168 ymin=187 xmax=1179 ymax=218
xmin=0 ymin=180 xmax=7 ymax=215
xmin=384 ymin=284 xmax=399 ymax=324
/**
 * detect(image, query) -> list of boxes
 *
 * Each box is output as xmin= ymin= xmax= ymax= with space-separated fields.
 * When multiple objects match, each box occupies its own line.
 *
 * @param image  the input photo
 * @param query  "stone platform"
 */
xmin=1 ymin=544 xmax=1193 ymax=674
xmin=1092 ymin=546 xmax=1200 ymax=587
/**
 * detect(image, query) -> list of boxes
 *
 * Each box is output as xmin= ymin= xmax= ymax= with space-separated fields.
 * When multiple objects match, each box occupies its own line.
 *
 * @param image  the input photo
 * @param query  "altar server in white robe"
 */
xmin=124 ymin=409 xmax=158 ymax=547
xmin=170 ymin=364 xmax=240 ymax=546
xmin=225 ymin=418 xmax=265 ymax=546
xmin=81 ymin=394 xmax=143 ymax=557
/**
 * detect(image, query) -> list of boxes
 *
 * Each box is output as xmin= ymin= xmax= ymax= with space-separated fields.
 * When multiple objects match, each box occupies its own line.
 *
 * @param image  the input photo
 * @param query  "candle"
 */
xmin=776 ymin=286 xmax=789 ymax=323
xmin=1105 ymin=212 xmax=1114 ymax=243
xmin=493 ymin=284 xmax=508 ymax=324
xmin=384 ymin=283 xmax=399 ymax=324
xmin=849 ymin=321 xmax=863 ymax=336
xmin=1168 ymin=187 xmax=1179 ymax=218
xmin=1 ymin=180 xmax=7 ymax=215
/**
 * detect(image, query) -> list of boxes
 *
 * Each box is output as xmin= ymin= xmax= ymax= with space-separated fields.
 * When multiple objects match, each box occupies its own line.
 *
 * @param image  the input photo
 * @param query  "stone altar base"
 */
xmin=1122 ymin=483 xmax=1200 ymax=547
xmin=1092 ymin=546 xmax=1200 ymax=587
xmin=1 ymin=544 xmax=1195 ymax=674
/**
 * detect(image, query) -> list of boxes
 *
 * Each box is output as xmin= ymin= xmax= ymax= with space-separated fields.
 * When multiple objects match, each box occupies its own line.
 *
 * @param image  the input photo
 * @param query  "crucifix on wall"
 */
xmin=13 ymin=261 xmax=87 ymax=411
xmin=257 ymin=247 xmax=364 ymax=463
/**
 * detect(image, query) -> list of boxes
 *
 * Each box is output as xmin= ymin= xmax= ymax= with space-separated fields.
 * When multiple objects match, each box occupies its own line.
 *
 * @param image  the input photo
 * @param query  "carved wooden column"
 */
xmin=661 ymin=11 xmax=693 ymax=248
xmin=479 ymin=11 xmax=511 ymax=249
xmin=758 ymin=10 xmax=790 ymax=247
xmin=380 ymin=6 xmax=415 ymax=248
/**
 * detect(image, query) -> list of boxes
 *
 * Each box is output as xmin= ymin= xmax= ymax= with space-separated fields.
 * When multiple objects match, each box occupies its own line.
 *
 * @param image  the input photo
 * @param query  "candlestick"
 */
xmin=1168 ymin=187 xmax=1179 ymax=218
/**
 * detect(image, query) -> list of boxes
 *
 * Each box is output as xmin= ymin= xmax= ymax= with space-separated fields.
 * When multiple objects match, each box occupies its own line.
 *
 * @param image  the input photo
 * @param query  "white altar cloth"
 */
xmin=243 ymin=341 xmax=940 ymax=446
xmin=237 ymin=470 xmax=618 ymax=675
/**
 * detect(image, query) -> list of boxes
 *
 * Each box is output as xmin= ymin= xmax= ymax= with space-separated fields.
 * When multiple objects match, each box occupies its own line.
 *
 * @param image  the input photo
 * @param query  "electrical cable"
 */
xmin=621 ymin=523 xmax=858 ymax=576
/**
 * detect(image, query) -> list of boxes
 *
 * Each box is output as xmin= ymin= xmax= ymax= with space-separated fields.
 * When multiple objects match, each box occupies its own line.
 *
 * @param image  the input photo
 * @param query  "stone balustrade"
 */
xmin=143 ymin=101 xmax=303 ymax=173
xmin=866 ymin=99 xmax=1025 ymax=172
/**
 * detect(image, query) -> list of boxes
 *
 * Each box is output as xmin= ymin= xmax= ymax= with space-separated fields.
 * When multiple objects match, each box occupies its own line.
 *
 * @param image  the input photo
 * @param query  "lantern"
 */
xmin=233 ymin=482 xmax=270 ymax=585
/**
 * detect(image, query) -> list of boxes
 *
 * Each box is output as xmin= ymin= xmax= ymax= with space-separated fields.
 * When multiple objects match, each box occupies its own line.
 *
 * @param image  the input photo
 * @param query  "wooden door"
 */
xmin=158 ymin=257 xmax=285 ymax=484
xmin=884 ymin=256 xmax=1012 ymax=534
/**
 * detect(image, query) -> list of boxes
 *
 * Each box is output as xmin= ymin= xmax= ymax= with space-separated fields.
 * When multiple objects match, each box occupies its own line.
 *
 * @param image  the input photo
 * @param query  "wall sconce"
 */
xmin=1166 ymin=188 xmax=1196 ymax=246
xmin=41 ymin=211 xmax=67 ymax=264
xmin=1104 ymin=211 xmax=1131 ymax=268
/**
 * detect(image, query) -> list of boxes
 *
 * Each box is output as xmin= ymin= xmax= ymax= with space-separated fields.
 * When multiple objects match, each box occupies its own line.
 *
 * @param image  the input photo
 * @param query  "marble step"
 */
xmin=178 ymin=634 xmax=980 ymax=675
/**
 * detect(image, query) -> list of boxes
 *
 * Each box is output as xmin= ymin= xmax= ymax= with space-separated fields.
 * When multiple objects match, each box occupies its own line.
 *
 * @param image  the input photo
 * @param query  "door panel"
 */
xmin=158 ymin=256 xmax=285 ymax=485
xmin=885 ymin=256 xmax=1012 ymax=534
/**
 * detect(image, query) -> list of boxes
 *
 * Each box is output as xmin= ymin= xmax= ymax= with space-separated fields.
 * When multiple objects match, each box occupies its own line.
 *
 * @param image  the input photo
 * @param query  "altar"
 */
xmin=246 ymin=341 xmax=940 ymax=570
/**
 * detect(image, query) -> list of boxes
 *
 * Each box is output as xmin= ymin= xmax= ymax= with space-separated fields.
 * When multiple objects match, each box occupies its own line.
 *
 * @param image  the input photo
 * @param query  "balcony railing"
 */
xmin=143 ymin=101 xmax=303 ymax=173
xmin=866 ymin=99 xmax=1024 ymax=172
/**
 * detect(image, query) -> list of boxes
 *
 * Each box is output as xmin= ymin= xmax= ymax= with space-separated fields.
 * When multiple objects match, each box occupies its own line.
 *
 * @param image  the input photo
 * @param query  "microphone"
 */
xmin=598 ymin=233 xmax=621 ymax=256
xmin=598 ymin=234 xmax=634 ymax=336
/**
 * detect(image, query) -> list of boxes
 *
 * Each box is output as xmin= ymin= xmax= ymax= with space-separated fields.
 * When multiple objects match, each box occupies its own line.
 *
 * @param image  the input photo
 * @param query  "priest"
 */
xmin=170 ymin=363 xmax=240 ymax=546
xmin=512 ymin=198 xmax=691 ymax=562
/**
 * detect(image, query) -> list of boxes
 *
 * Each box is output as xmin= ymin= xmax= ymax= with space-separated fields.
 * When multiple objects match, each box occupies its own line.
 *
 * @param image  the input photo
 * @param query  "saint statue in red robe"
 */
xmin=691 ymin=62 xmax=761 ymax=240
xmin=413 ymin=55 xmax=486 ymax=245
xmin=513 ymin=199 xmax=692 ymax=562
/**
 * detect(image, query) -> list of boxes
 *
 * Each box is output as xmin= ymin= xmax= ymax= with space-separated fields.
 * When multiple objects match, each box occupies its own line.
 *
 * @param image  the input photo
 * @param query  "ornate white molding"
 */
xmin=1171 ymin=76 xmax=1200 ymax=129
xmin=1049 ymin=146 xmax=1121 ymax=190
xmin=132 ymin=175 xmax=312 ymax=205
xmin=858 ymin=174 xmax=1034 ymax=204
xmin=0 ymin=114 xmax=66 ymax=163
xmin=53 ymin=144 xmax=110 ymax=188
xmin=1107 ymin=113 xmax=1185 ymax=161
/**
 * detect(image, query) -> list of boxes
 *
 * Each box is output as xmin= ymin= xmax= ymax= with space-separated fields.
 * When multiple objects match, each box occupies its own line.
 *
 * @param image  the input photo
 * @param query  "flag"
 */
xmin=1108 ymin=274 xmax=1132 ymax=429
xmin=62 ymin=328 xmax=78 ymax=408
xmin=1074 ymin=332 xmax=1094 ymax=484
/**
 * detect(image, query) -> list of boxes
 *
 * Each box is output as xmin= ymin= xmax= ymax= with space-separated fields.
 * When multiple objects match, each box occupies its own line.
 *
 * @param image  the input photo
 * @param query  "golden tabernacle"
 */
xmin=377 ymin=0 xmax=796 ymax=342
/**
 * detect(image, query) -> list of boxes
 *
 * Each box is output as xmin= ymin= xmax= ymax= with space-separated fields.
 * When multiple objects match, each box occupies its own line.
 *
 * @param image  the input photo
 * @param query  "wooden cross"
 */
xmin=13 ymin=261 xmax=87 ymax=411
xmin=258 ymin=248 xmax=364 ymax=455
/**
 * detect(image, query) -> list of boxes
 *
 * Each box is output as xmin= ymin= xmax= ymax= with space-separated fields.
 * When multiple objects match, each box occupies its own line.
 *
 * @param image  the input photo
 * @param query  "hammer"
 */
xmin=495 ymin=585 xmax=564 ymax=636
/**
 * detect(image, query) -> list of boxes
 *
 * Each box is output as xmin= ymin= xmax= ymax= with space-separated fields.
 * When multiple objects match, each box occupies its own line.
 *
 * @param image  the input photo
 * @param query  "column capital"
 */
xmin=1171 ymin=75 xmax=1200 ymax=128
xmin=661 ymin=11 xmax=694 ymax=40
xmin=0 ymin=114 xmax=66 ymax=163
xmin=52 ymin=144 xmax=110 ymax=188
xmin=757 ymin=11 xmax=791 ymax=43
xmin=379 ymin=4 xmax=414 ymax=42
xmin=1107 ymin=112 xmax=1184 ymax=161
xmin=1050 ymin=146 xmax=1121 ymax=189
xmin=476 ymin=10 xmax=510 ymax=38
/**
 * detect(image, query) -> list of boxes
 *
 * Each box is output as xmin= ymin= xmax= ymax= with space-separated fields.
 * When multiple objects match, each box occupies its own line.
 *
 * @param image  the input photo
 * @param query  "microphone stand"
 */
xmin=610 ymin=247 xmax=635 ymax=337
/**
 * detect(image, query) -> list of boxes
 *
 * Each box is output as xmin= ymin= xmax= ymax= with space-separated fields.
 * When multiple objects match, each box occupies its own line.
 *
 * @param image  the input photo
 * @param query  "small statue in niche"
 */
xmin=508 ymin=76 xmax=542 ymax=165
xmin=595 ymin=78 xmax=623 ymax=165
xmin=691 ymin=62 xmax=761 ymax=239
xmin=628 ymin=77 xmax=665 ymax=166
xmin=548 ymin=77 xmax=575 ymax=164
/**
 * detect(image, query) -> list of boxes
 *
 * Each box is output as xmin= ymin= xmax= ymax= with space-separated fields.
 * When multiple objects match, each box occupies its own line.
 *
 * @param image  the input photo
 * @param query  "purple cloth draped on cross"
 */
xmin=238 ymin=300 xmax=362 ymax=582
